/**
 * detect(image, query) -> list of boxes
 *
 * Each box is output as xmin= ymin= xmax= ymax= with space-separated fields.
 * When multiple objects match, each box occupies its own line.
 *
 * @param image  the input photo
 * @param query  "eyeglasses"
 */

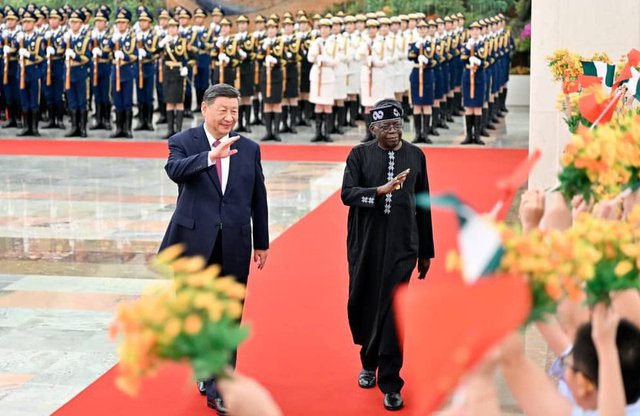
xmin=376 ymin=121 xmax=403 ymax=133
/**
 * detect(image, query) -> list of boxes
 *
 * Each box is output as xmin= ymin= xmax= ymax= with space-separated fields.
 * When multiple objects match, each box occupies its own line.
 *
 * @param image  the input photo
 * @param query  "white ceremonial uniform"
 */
xmin=381 ymin=35 xmax=396 ymax=99
xmin=346 ymin=30 xmax=362 ymax=95
xmin=391 ymin=31 xmax=408 ymax=94
xmin=308 ymin=36 xmax=336 ymax=105
xmin=401 ymin=29 xmax=416 ymax=92
xmin=329 ymin=33 xmax=348 ymax=101
xmin=357 ymin=35 xmax=389 ymax=107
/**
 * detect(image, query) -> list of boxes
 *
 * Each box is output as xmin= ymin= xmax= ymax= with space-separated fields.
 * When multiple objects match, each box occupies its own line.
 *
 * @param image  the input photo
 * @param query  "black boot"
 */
xmin=361 ymin=113 xmax=373 ymax=142
xmin=323 ymin=113 xmax=333 ymax=142
xmin=2 ymin=104 xmax=18 ymax=128
xmin=103 ymin=104 xmax=111 ymax=130
xmin=124 ymin=110 xmax=133 ymax=138
xmin=44 ymin=105 xmax=59 ymax=128
xmin=272 ymin=112 xmax=283 ymax=141
xmin=289 ymin=106 xmax=298 ymax=134
xmin=311 ymin=114 xmax=323 ymax=142
xmin=402 ymin=96 xmax=411 ymax=121
xmin=157 ymin=103 xmax=167 ymax=124
xmin=135 ymin=104 xmax=146 ymax=131
xmin=461 ymin=114 xmax=474 ymax=145
xmin=331 ymin=107 xmax=344 ymax=134
xmin=55 ymin=104 xmax=66 ymax=129
xmin=164 ymin=110 xmax=175 ymax=139
xmin=110 ymin=112 xmax=124 ymax=138
xmin=348 ymin=100 xmax=358 ymax=127
xmin=338 ymin=106 xmax=346 ymax=132
xmin=195 ymin=89 xmax=204 ymax=111
xmin=90 ymin=104 xmax=105 ymax=129
xmin=79 ymin=110 xmax=88 ymax=137
xmin=18 ymin=111 xmax=32 ymax=136
xmin=445 ymin=97 xmax=454 ymax=122
xmin=452 ymin=92 xmax=462 ymax=116
xmin=32 ymin=110 xmax=40 ymax=136
xmin=430 ymin=107 xmax=440 ymax=136
xmin=422 ymin=114 xmax=433 ymax=144
xmin=175 ymin=110 xmax=184 ymax=133
xmin=260 ymin=112 xmax=273 ymax=141
xmin=236 ymin=105 xmax=247 ymax=132
xmin=146 ymin=105 xmax=155 ymax=131
xmin=500 ymin=89 xmax=509 ymax=113
xmin=279 ymin=106 xmax=289 ymax=132
xmin=296 ymin=100 xmax=310 ymax=126
xmin=474 ymin=114 xmax=485 ymax=145
xmin=251 ymin=99 xmax=262 ymax=125
xmin=480 ymin=108 xmax=491 ymax=137
xmin=66 ymin=111 xmax=80 ymax=137
xmin=490 ymin=102 xmax=499 ymax=125
xmin=411 ymin=114 xmax=424 ymax=144
xmin=243 ymin=105 xmax=252 ymax=133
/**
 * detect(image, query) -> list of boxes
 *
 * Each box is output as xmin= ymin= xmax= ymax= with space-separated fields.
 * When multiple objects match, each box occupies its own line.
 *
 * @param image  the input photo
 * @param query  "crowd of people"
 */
xmin=0 ymin=4 xmax=514 ymax=145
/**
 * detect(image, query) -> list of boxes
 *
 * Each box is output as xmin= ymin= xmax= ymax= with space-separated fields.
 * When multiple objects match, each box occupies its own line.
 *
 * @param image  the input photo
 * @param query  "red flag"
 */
xmin=562 ymin=80 xmax=580 ymax=94
xmin=612 ymin=48 xmax=640 ymax=89
xmin=578 ymin=74 xmax=603 ymax=90
xmin=395 ymin=275 xmax=530 ymax=415
xmin=490 ymin=149 xmax=541 ymax=219
xmin=579 ymin=85 xmax=621 ymax=124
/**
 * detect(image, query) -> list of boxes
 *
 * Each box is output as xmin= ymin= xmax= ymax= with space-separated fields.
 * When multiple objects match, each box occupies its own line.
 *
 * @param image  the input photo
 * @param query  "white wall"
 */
xmin=529 ymin=0 xmax=640 ymax=189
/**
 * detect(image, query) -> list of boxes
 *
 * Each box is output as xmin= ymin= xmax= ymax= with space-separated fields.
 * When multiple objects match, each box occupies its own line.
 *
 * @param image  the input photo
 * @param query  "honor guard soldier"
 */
xmin=408 ymin=20 xmax=434 ymax=144
xmin=2 ymin=7 xmax=21 ymax=129
xmin=234 ymin=15 xmax=255 ymax=132
xmin=134 ymin=7 xmax=158 ymax=131
xmin=43 ymin=8 xmax=67 ymax=129
xmin=251 ymin=15 xmax=266 ymax=125
xmin=377 ymin=17 xmax=396 ymax=101
xmin=154 ymin=8 xmax=171 ymax=124
xmin=478 ymin=19 xmax=491 ymax=138
xmin=89 ymin=7 xmax=112 ymax=131
xmin=17 ymin=10 xmax=44 ymax=136
xmin=461 ymin=21 xmax=486 ymax=145
xmin=158 ymin=18 xmax=188 ymax=139
xmin=35 ymin=7 xmax=48 ymax=122
xmin=456 ymin=12 xmax=467 ymax=113
xmin=428 ymin=19 xmax=445 ymax=136
xmin=436 ymin=17 xmax=453 ymax=126
xmin=449 ymin=14 xmax=463 ymax=116
xmin=211 ymin=18 xmax=240 ymax=88
xmin=209 ymin=7 xmax=223 ymax=37
xmin=191 ymin=8 xmax=213 ymax=110
xmin=110 ymin=7 xmax=137 ymax=139
xmin=498 ymin=14 xmax=514 ymax=114
xmin=279 ymin=16 xmax=302 ymax=134
xmin=357 ymin=19 xmax=388 ymax=142
xmin=256 ymin=19 xmax=285 ymax=142
xmin=329 ymin=16 xmax=347 ymax=135
xmin=308 ymin=18 xmax=336 ymax=143
xmin=63 ymin=9 xmax=91 ymax=137
xmin=344 ymin=14 xmax=361 ymax=127
xmin=177 ymin=9 xmax=196 ymax=119
xmin=295 ymin=14 xmax=314 ymax=127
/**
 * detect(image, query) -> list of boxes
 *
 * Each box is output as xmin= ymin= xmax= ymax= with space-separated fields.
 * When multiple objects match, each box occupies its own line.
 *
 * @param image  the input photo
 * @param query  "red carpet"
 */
xmin=53 ymin=147 xmax=526 ymax=415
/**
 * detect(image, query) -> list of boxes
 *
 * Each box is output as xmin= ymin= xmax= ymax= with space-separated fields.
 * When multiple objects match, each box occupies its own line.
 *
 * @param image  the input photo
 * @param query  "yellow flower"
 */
xmin=225 ymin=301 xmax=244 ymax=320
xmin=207 ymin=302 xmax=224 ymax=321
xmin=183 ymin=314 xmax=203 ymax=335
xmin=615 ymin=260 xmax=634 ymax=277
xmin=214 ymin=277 xmax=237 ymax=293
xmin=163 ymin=318 xmax=181 ymax=340
xmin=194 ymin=292 xmax=218 ymax=309
xmin=171 ymin=256 xmax=207 ymax=273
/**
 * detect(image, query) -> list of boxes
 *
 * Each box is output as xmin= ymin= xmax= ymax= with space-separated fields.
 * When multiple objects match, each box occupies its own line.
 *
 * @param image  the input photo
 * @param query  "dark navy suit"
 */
xmin=159 ymin=124 xmax=269 ymax=285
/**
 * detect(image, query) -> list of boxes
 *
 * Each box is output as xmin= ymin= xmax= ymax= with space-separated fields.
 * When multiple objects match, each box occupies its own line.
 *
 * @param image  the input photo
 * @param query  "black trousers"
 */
xmin=359 ymin=305 xmax=404 ymax=394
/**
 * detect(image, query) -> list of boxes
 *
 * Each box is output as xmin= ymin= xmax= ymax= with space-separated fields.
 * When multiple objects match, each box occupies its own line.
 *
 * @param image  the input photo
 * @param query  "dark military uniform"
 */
xmin=43 ymin=9 xmax=67 ymax=129
xmin=110 ymin=8 xmax=137 ymax=138
xmin=2 ymin=8 xmax=22 ymax=129
xmin=89 ymin=8 xmax=113 ymax=131
xmin=17 ymin=11 xmax=45 ymax=136
xmin=134 ymin=8 xmax=158 ymax=131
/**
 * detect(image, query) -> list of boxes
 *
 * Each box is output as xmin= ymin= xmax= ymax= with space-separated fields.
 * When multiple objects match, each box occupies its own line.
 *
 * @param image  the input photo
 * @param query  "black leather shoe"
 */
xmin=207 ymin=397 xmax=229 ymax=415
xmin=197 ymin=381 xmax=206 ymax=396
xmin=383 ymin=392 xmax=404 ymax=411
xmin=358 ymin=369 xmax=376 ymax=388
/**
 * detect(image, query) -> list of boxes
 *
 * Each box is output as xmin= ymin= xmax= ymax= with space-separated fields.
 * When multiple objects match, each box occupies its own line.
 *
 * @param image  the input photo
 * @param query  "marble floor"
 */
xmin=0 ymin=106 xmax=535 ymax=415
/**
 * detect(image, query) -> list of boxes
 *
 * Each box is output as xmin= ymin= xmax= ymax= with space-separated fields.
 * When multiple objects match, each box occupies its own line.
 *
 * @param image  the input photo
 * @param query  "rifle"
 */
xmin=92 ymin=39 xmax=99 ymax=87
xmin=317 ymin=40 xmax=323 ymax=97
xmin=46 ymin=38 xmax=52 ymax=86
xmin=137 ymin=39 xmax=143 ymax=89
xmin=368 ymin=41 xmax=373 ymax=97
xmin=418 ymin=43 xmax=423 ymax=98
xmin=3 ymin=37 xmax=8 ymax=85
xmin=65 ymin=39 xmax=71 ymax=90
xmin=115 ymin=40 xmax=121 ymax=92
xmin=265 ymin=42 xmax=271 ymax=98
xmin=19 ymin=38 xmax=25 ymax=90
xmin=470 ymin=42 xmax=476 ymax=99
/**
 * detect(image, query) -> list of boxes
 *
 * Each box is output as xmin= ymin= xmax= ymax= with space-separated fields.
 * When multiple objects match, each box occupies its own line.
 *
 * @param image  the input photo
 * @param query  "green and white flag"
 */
xmin=417 ymin=193 xmax=504 ymax=284
xmin=581 ymin=61 xmax=616 ymax=88
xmin=624 ymin=67 xmax=640 ymax=101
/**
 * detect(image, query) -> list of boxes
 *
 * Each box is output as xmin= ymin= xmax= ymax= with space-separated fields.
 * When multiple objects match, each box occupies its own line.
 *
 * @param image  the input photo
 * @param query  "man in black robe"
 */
xmin=341 ymin=99 xmax=435 ymax=411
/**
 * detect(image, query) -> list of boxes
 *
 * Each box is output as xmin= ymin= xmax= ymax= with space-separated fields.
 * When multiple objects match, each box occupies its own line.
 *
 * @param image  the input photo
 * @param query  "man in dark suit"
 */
xmin=159 ymin=83 xmax=269 ymax=415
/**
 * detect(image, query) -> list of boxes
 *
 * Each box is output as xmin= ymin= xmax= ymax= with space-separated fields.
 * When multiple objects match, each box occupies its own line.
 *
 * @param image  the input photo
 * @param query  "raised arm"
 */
xmin=164 ymin=137 xmax=210 ymax=184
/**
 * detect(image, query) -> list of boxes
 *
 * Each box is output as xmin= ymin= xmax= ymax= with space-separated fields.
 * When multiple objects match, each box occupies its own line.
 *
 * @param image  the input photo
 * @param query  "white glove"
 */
xmin=158 ymin=37 xmax=168 ymax=49
xmin=315 ymin=55 xmax=323 ymax=65
xmin=286 ymin=51 xmax=292 ymax=59
xmin=112 ymin=32 xmax=122 ymax=43
xmin=1 ymin=30 xmax=8 ymax=39
xmin=238 ymin=49 xmax=247 ymax=59
xmin=418 ymin=54 xmax=428 ymax=65
xmin=466 ymin=39 xmax=475 ymax=50
xmin=179 ymin=66 xmax=188 ymax=77
xmin=114 ymin=50 xmax=125 ymax=61
xmin=3 ymin=45 xmax=11 ymax=55
xmin=63 ymin=32 xmax=71 ymax=44
xmin=366 ymin=55 xmax=374 ymax=66
xmin=65 ymin=49 xmax=76 ymax=59
xmin=44 ymin=31 xmax=52 ymax=40
xmin=265 ymin=55 xmax=277 ymax=66
xmin=136 ymin=32 xmax=143 ymax=41
xmin=218 ymin=53 xmax=229 ymax=63
xmin=469 ymin=56 xmax=481 ymax=66
xmin=138 ymin=49 xmax=147 ymax=59
xmin=15 ymin=32 xmax=24 ymax=42
xmin=19 ymin=48 xmax=30 ymax=59
xmin=92 ymin=47 xmax=102 ymax=58
xmin=46 ymin=46 xmax=56 ymax=57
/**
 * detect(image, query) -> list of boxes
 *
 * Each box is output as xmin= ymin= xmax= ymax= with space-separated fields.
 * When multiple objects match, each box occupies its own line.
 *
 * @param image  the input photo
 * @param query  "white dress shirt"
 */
xmin=203 ymin=124 xmax=230 ymax=194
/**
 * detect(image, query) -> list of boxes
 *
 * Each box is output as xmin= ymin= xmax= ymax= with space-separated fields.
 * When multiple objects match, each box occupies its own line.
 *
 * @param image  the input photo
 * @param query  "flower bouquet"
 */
xmin=110 ymin=244 xmax=249 ymax=396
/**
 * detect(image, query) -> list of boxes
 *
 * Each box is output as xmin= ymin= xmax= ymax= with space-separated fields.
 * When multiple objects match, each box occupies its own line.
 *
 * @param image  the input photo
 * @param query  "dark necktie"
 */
xmin=213 ymin=139 xmax=223 ymax=185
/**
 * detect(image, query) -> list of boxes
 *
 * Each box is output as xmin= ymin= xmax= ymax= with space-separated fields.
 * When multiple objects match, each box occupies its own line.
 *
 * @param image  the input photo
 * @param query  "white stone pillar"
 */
xmin=529 ymin=0 xmax=640 ymax=189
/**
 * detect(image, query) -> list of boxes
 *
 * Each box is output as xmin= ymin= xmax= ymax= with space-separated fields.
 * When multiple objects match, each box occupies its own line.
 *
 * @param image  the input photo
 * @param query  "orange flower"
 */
xmin=184 ymin=314 xmax=203 ymax=335
xmin=545 ymin=280 xmax=563 ymax=301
